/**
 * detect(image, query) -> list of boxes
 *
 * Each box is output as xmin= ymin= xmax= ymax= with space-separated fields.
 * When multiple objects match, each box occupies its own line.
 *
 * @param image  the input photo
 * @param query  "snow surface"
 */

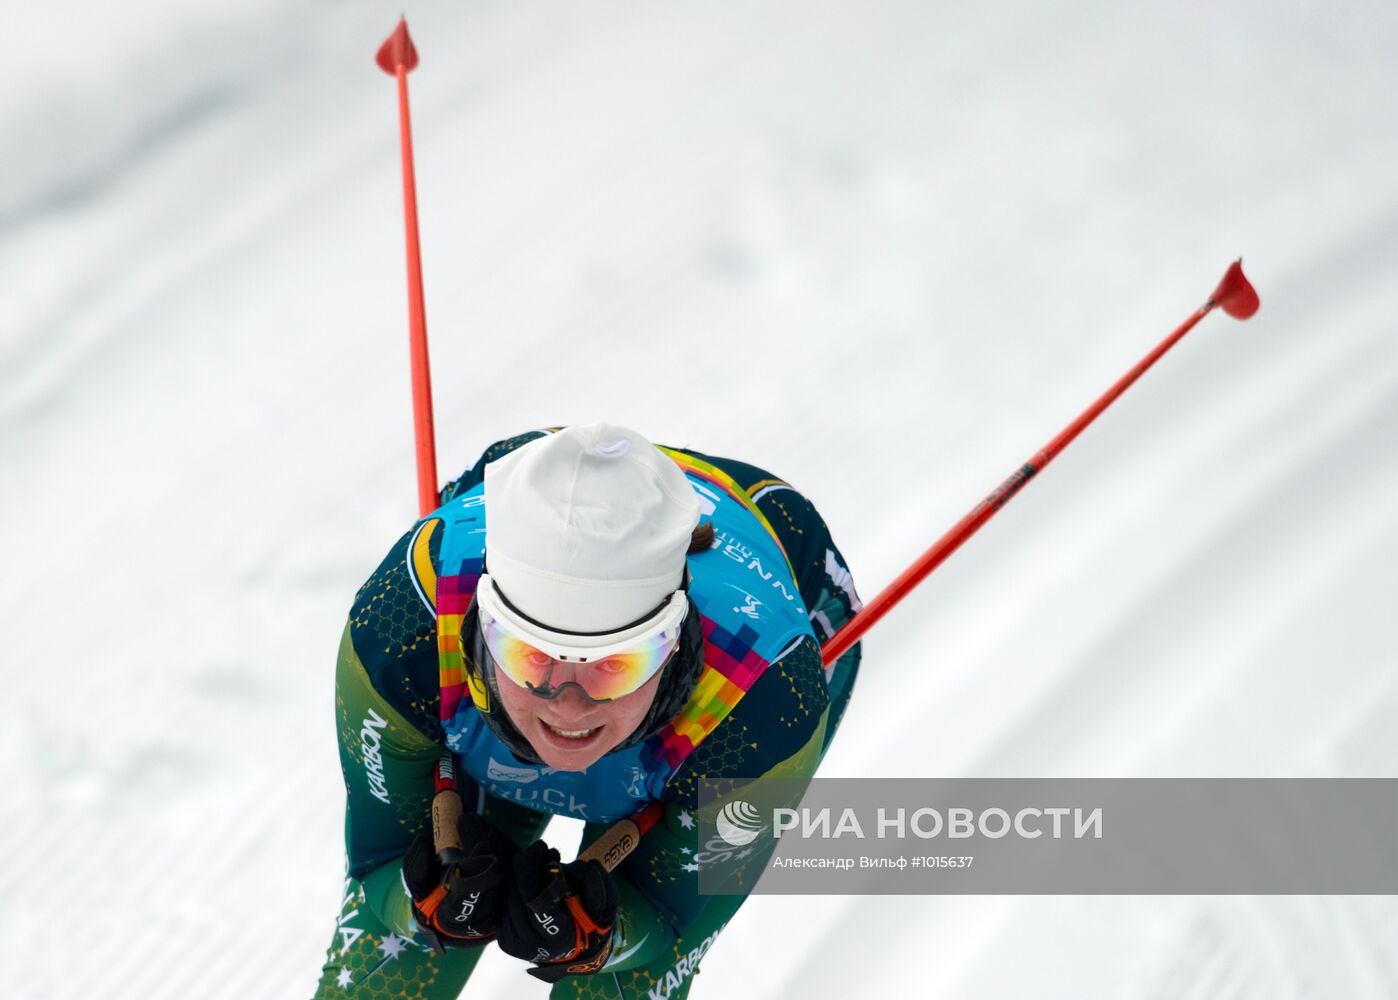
xmin=4 ymin=1 xmax=1397 ymax=997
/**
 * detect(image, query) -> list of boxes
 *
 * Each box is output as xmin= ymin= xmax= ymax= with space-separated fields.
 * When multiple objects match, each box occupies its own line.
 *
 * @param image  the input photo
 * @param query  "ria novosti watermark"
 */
xmin=765 ymin=803 xmax=1103 ymax=841
xmin=696 ymin=778 xmax=1398 ymax=894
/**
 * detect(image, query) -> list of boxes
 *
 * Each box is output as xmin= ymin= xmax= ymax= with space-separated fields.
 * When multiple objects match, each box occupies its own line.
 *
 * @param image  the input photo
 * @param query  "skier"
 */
xmin=315 ymin=422 xmax=861 ymax=998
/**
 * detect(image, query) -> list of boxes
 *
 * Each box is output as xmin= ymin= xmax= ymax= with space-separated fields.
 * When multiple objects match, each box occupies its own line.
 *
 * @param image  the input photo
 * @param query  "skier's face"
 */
xmin=495 ymin=659 xmax=663 ymax=772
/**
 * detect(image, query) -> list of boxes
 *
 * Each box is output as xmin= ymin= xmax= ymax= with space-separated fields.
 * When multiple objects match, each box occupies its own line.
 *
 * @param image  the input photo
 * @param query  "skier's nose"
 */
xmin=547 ymin=680 xmax=593 ymax=717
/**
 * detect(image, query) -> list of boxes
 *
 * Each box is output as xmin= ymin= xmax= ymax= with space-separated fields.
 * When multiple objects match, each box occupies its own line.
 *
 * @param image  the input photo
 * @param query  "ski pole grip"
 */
xmin=432 ymin=790 xmax=465 ymax=863
xmin=578 ymin=802 xmax=665 ymax=871
xmin=431 ymin=754 xmax=465 ymax=865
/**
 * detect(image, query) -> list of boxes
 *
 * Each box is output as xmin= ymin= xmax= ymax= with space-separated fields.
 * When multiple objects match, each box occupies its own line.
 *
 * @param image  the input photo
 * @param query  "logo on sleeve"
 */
xmin=360 ymin=709 xmax=392 ymax=804
xmin=646 ymin=923 xmax=728 ymax=1000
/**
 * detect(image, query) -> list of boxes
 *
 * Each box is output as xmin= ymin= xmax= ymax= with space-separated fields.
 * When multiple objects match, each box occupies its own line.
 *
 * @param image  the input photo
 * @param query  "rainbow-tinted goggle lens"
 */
xmin=474 ymin=574 xmax=688 ymax=702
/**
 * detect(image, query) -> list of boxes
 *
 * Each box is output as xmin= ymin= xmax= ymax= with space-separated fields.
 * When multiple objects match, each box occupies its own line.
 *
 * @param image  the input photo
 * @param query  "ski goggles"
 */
xmin=473 ymin=573 xmax=689 ymax=702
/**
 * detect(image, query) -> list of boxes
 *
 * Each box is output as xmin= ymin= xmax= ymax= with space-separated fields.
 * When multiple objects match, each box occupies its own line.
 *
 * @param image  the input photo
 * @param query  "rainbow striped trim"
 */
xmin=438 ymin=555 xmax=484 ymax=723
xmin=642 ymin=617 xmax=771 ymax=772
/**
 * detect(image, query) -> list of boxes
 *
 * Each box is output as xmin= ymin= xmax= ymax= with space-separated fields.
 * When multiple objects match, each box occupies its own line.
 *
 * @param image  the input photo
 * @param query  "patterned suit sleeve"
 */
xmin=335 ymin=621 xmax=441 ymax=875
xmin=331 ymin=511 xmax=452 ymax=940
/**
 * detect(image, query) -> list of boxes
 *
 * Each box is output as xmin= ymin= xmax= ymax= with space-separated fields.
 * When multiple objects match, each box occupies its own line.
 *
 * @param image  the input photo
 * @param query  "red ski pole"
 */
xmin=820 ymin=260 xmax=1261 ymax=667
xmin=377 ymin=18 xmax=440 ymax=520
xmin=376 ymin=19 xmax=464 ymax=894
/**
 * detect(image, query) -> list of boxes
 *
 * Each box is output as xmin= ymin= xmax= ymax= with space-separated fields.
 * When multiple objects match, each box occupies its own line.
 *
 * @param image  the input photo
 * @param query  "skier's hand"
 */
xmin=496 ymin=840 xmax=618 ymax=981
xmin=402 ymin=811 xmax=520 ymax=949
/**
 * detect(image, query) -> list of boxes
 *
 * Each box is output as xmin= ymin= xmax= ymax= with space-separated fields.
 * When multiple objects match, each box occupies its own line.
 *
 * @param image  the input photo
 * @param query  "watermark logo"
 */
xmin=715 ymin=799 xmax=765 ymax=846
xmin=699 ymin=777 xmax=1398 ymax=895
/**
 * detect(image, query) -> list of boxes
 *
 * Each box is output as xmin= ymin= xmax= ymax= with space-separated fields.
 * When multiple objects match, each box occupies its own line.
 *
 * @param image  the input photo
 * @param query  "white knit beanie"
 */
xmin=483 ymin=423 xmax=701 ymax=634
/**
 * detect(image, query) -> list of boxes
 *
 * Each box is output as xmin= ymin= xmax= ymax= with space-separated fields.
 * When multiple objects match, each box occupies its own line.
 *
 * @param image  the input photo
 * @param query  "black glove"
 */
xmin=497 ymin=840 xmax=618 ymax=982
xmin=402 ymin=811 xmax=520 ymax=949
